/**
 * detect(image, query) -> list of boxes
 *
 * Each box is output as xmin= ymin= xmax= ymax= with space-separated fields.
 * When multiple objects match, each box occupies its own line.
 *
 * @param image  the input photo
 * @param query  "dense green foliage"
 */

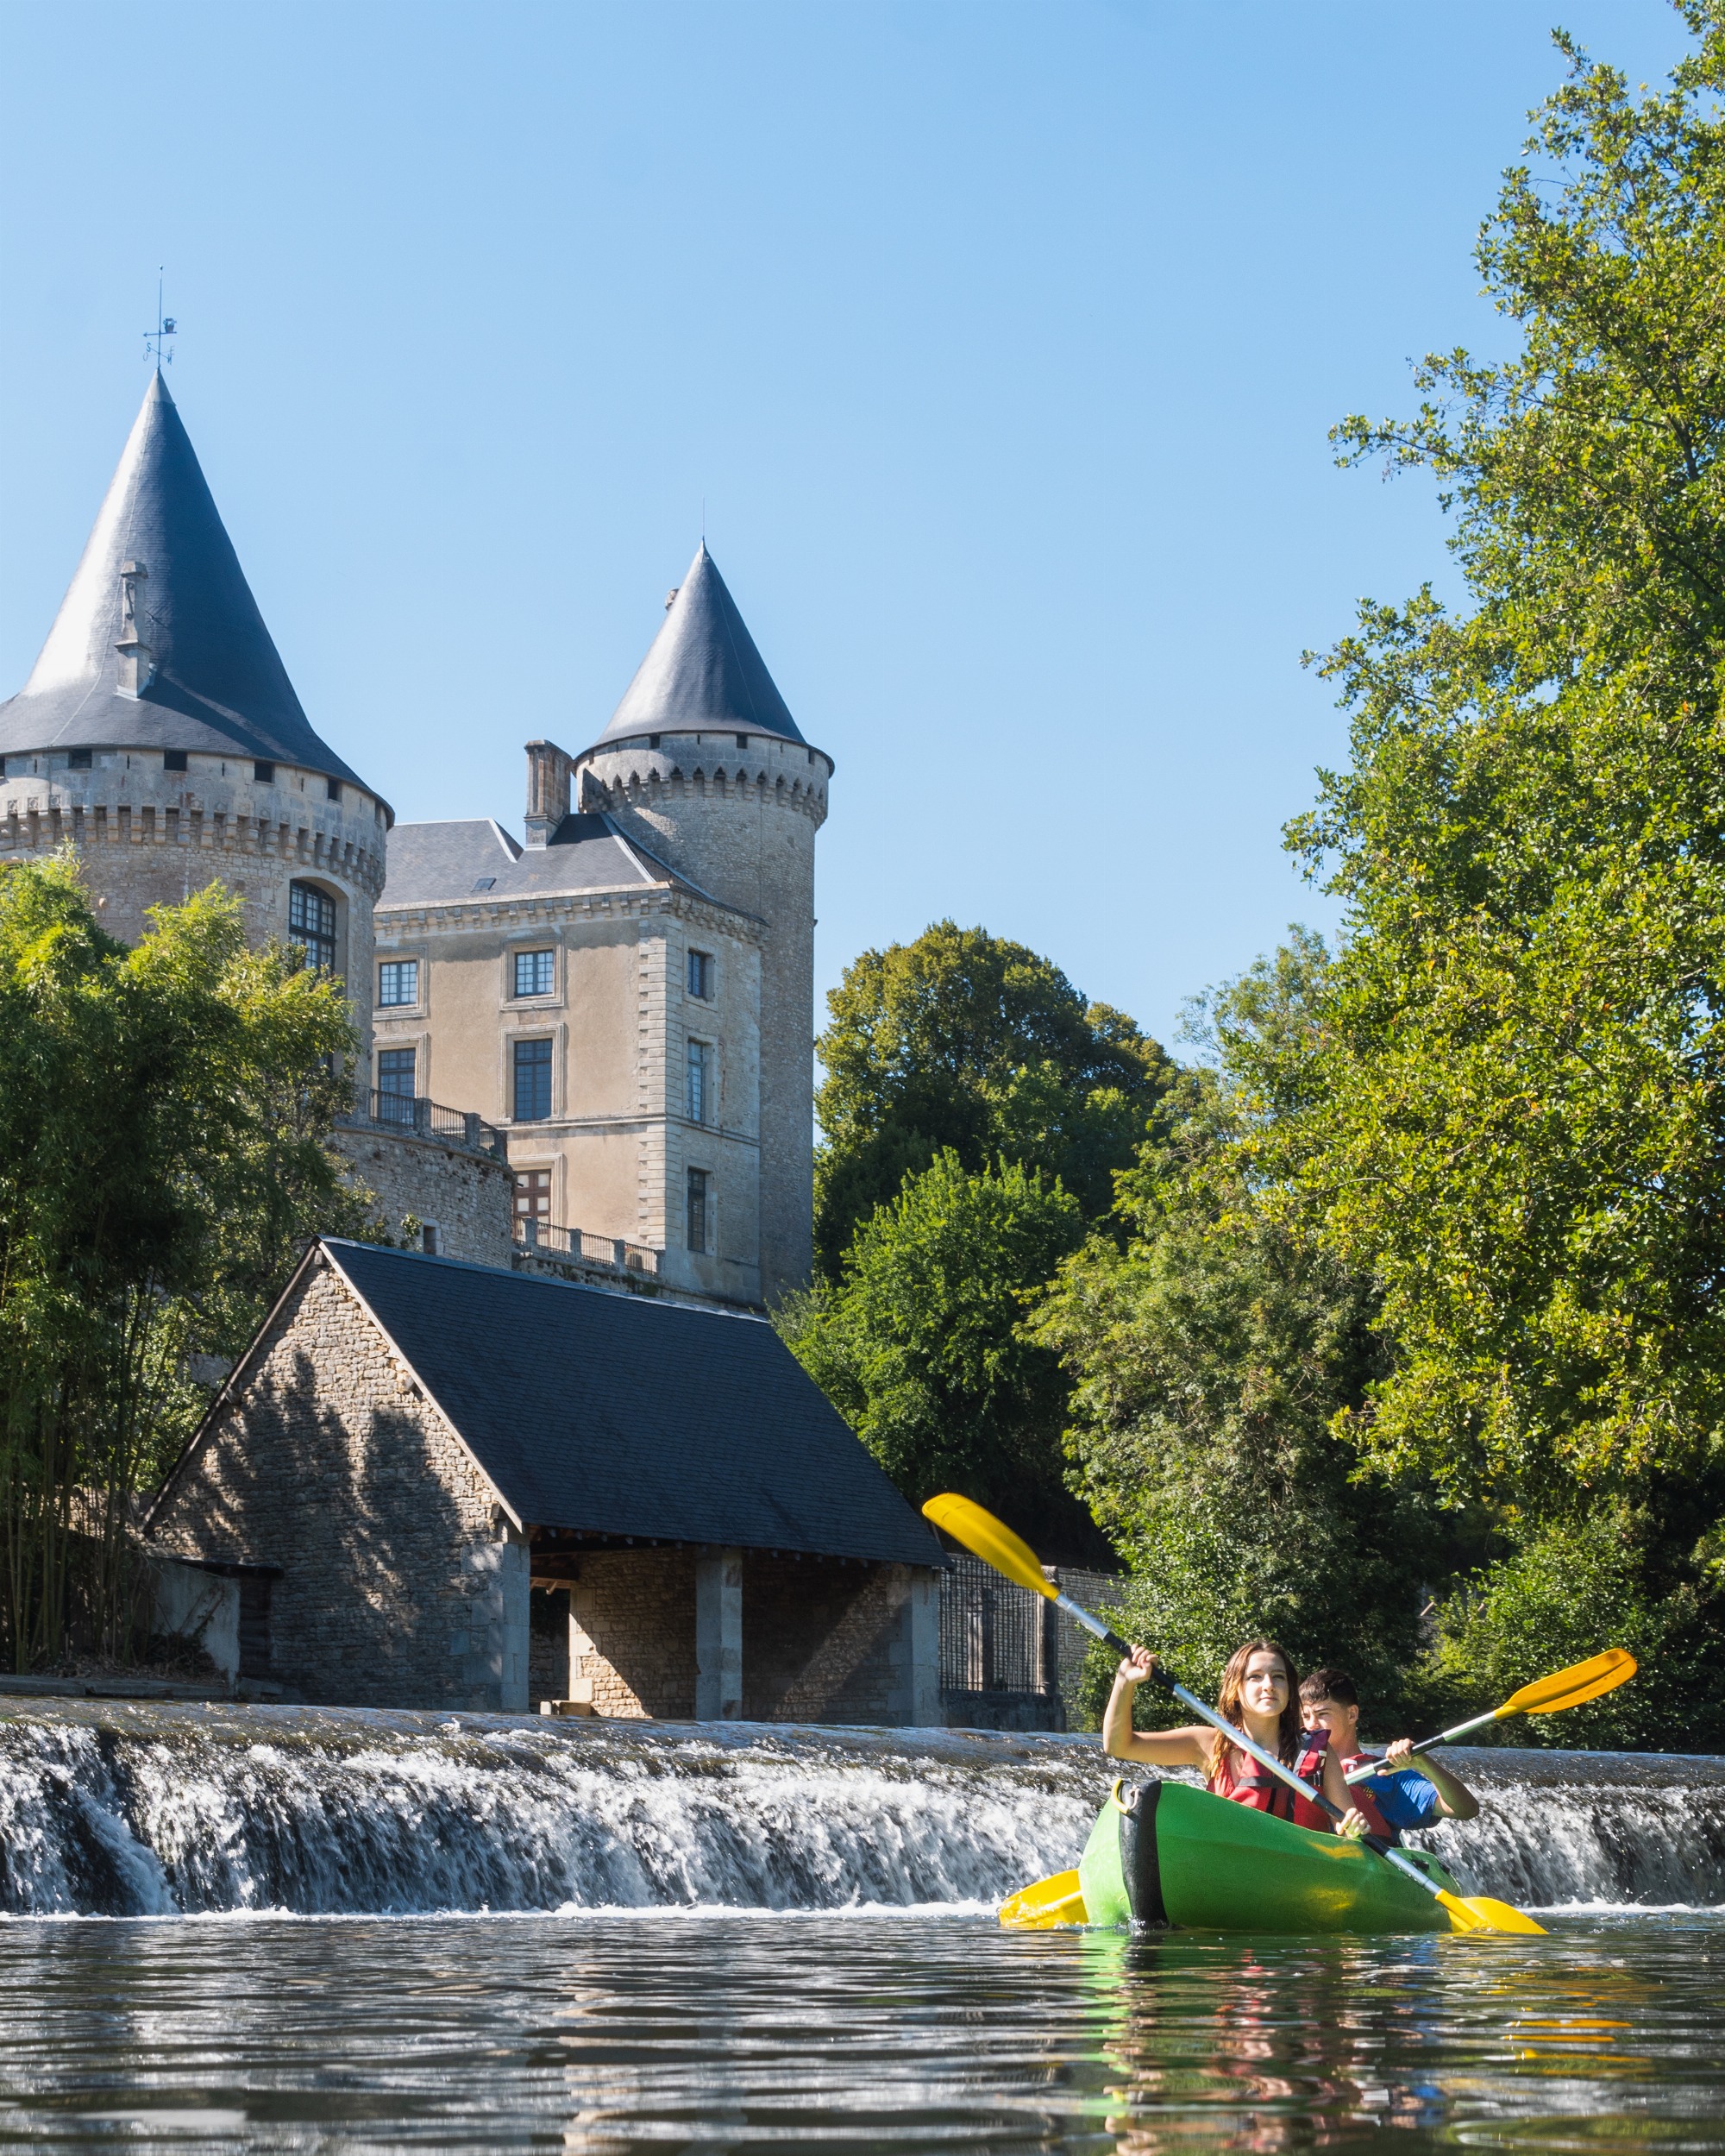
xmin=813 ymin=921 xmax=1173 ymax=1278
xmin=1254 ymin=9 xmax=1725 ymax=1738
xmin=1036 ymin=939 xmax=1454 ymax=1724
xmin=0 ymin=856 xmax=371 ymax=1669
xmin=781 ymin=1151 xmax=1101 ymax=1558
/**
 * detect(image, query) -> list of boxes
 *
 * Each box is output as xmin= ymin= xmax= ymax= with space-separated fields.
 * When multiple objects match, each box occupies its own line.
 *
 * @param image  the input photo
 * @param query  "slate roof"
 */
xmin=379 ymin=811 xmax=745 ymax=915
xmin=0 ymin=373 xmax=373 ymax=794
xmin=585 ymin=542 xmax=807 ymax=752
xmin=318 ymin=1240 xmax=940 ymax=1566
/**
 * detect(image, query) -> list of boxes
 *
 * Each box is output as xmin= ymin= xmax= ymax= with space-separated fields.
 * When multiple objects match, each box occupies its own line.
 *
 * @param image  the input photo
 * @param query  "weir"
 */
xmin=0 ymin=1700 xmax=1719 ymax=1919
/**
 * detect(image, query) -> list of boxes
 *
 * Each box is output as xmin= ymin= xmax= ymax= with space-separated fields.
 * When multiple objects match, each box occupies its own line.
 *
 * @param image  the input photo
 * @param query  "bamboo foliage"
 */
xmin=0 ymin=854 xmax=367 ymax=1670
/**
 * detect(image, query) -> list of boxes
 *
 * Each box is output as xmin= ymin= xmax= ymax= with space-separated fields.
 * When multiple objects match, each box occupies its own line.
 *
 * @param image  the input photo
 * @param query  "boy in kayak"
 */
xmin=1104 ymin=1637 xmax=1368 ymax=1835
xmin=1299 ymin=1667 xmax=1479 ymax=1842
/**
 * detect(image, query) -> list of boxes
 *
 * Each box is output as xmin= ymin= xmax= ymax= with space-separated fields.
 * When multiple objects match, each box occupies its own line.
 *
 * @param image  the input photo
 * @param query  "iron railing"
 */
xmin=340 ymin=1090 xmax=506 ymax=1159
xmin=939 ymin=1555 xmax=1125 ymax=1704
xmin=516 ymin=1217 xmax=660 ymax=1276
xmin=939 ymin=1554 xmax=1055 ymax=1694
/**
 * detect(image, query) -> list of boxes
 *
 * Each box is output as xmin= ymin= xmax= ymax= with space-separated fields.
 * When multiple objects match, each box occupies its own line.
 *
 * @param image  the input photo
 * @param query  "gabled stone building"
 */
xmin=148 ymin=1238 xmax=944 ymax=1722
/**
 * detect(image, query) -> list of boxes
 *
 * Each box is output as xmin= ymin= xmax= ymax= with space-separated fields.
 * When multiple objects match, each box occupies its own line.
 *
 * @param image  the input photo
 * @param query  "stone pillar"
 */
xmin=888 ymin=1561 xmax=944 ymax=1725
xmin=695 ymin=1548 xmax=743 ymax=1719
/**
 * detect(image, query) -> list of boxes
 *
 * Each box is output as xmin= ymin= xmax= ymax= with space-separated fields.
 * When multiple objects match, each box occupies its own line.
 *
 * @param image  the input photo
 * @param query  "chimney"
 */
xmin=524 ymin=739 xmax=573 ymax=848
xmin=116 ymin=560 xmax=153 ymax=697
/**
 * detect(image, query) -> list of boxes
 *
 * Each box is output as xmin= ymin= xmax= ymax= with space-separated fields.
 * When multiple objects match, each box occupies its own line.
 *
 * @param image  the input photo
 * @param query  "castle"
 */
xmin=0 ymin=373 xmax=827 ymax=1311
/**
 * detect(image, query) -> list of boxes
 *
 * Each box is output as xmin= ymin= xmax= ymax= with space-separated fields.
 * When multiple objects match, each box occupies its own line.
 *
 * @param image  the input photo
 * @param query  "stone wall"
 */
xmin=0 ymin=752 xmax=386 ymax=1062
xmin=329 ymin=1124 xmax=514 ymax=1267
xmin=558 ymin=1546 xmax=940 ymax=1725
xmin=575 ymin=732 xmax=828 ymax=1303
xmin=569 ymin=1549 xmax=697 ymax=1718
xmin=148 ymin=1253 xmax=529 ymax=1713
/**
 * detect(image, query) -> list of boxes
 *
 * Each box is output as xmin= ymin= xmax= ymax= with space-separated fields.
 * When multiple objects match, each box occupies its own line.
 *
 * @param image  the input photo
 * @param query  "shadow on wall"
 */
xmin=151 ymin=1345 xmax=492 ymax=1711
xmin=744 ymin=1556 xmax=910 ymax=1723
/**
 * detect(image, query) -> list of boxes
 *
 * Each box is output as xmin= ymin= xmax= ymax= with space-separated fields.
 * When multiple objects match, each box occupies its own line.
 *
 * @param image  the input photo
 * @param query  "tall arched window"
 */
xmin=288 ymin=882 xmax=337 ymax=973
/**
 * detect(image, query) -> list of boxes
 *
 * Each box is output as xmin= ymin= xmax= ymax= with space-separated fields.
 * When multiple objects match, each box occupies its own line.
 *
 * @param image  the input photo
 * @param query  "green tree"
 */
xmin=1288 ymin=10 xmax=1725 ymax=1509
xmin=1263 ymin=9 xmax=1725 ymax=1723
xmin=813 ymin=921 xmax=1173 ymax=1277
xmin=1033 ymin=939 xmax=1448 ymax=1721
xmin=779 ymin=1150 xmax=1101 ymax=1558
xmin=0 ymin=855 xmax=371 ymax=1669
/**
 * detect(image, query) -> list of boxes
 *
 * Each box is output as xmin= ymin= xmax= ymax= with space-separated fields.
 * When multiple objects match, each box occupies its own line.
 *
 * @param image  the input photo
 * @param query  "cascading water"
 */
xmin=1 ymin=1699 xmax=1720 ymax=1919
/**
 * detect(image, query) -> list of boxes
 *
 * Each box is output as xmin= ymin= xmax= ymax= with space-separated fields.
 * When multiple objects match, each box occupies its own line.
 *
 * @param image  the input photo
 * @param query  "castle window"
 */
xmin=513 ymin=948 xmax=555 ymax=999
xmin=687 ymin=1040 xmax=712 ymax=1125
xmin=288 ymin=882 xmax=336 ymax=972
xmin=735 ymin=733 xmax=748 ymax=749
xmin=377 ymin=1048 xmax=416 ymax=1123
xmin=163 ymin=750 xmax=188 ymax=773
xmin=687 ymin=1167 xmax=710 ymax=1254
xmin=67 ymin=748 xmax=91 ymax=771
xmin=687 ymin=950 xmax=713 ymax=1001
xmin=420 ymin=1223 xmax=442 ymax=1256
xmin=379 ymin=959 xmax=419 ymax=1008
xmin=473 ymin=877 xmax=496 ymax=892
xmin=326 ymin=779 xmax=342 ymax=802
xmin=254 ymin=761 xmax=275 ymax=783
xmin=513 ymin=1037 xmax=553 ymax=1122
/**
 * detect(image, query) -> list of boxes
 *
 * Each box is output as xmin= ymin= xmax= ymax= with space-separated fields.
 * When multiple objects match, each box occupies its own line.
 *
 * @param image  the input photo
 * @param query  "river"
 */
xmin=0 ymin=1700 xmax=1721 ymax=2149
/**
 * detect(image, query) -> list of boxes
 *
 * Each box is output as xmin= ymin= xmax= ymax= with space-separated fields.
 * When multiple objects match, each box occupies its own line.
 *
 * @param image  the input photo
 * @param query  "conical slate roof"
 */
xmin=0 ymin=373 xmax=368 ymax=790
xmin=586 ymin=542 xmax=806 ymax=751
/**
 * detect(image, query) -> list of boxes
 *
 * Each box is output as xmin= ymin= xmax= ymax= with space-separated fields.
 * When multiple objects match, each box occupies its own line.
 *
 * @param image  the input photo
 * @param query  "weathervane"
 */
xmin=143 ymin=270 xmax=176 ymax=370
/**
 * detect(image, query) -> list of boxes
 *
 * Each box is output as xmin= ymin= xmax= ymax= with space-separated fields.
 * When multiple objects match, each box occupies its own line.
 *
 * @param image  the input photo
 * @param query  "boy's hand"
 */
xmin=1338 ymin=1807 xmax=1369 ymax=1840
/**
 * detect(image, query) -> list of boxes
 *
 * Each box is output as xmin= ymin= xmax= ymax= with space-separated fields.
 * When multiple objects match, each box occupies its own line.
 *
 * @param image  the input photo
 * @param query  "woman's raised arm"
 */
xmin=1101 ymin=1646 xmax=1214 ymax=1769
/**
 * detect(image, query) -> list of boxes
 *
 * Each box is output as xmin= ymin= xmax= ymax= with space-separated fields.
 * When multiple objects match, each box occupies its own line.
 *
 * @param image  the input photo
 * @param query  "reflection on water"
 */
xmin=0 ymin=1910 xmax=1722 ymax=2153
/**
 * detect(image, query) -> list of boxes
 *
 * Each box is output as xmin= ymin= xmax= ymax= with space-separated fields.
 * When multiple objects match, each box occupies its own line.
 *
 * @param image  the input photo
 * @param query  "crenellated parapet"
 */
xmin=574 ymin=729 xmax=831 ymax=831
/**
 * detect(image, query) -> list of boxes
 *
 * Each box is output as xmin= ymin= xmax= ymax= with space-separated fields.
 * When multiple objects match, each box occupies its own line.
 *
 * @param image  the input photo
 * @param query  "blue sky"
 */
xmin=0 ymin=2 xmax=1694 ymax=1052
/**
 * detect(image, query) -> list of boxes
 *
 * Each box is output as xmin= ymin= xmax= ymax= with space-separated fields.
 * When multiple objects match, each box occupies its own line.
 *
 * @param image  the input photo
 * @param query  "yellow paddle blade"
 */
xmin=1499 ymin=1649 xmax=1637 ymax=1719
xmin=1000 ymin=1870 xmax=1088 ymax=1929
xmin=922 ymin=1493 xmax=1056 ymax=1601
xmin=1438 ymin=1889 xmax=1547 ymax=1937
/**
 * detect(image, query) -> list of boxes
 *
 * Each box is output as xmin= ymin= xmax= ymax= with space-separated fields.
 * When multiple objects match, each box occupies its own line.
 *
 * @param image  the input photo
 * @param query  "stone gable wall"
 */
xmin=148 ymin=1254 xmax=529 ymax=1713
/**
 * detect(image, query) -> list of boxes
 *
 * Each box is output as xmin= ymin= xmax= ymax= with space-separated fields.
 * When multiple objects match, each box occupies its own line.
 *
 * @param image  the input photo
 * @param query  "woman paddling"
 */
xmin=1103 ymin=1637 xmax=1368 ymax=1836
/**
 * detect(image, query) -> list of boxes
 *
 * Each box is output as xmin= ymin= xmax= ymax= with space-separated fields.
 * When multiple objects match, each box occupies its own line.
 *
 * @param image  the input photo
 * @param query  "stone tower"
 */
xmin=0 ymin=373 xmax=392 ymax=1057
xmin=561 ymin=544 xmax=831 ymax=1301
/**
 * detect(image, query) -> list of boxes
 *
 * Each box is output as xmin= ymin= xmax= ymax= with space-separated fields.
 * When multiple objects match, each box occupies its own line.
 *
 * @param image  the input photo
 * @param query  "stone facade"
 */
xmin=0 ymin=752 xmax=388 ymax=1065
xmin=374 ymin=876 xmax=767 ymax=1306
xmin=573 ymin=732 xmax=828 ymax=1303
xmin=329 ymin=1119 xmax=514 ymax=1268
xmin=536 ymin=1547 xmax=939 ymax=1725
xmin=150 ymin=1254 xmax=530 ymax=1713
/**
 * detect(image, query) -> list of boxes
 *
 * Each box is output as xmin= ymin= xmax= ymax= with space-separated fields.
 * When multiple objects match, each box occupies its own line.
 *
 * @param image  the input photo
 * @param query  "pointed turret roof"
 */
xmin=0 ymin=373 xmax=370 ymax=790
xmin=585 ymin=542 xmax=806 ymax=751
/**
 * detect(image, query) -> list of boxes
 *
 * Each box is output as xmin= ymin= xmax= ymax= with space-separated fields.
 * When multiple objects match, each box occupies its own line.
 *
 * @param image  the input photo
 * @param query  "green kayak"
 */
xmin=1003 ymin=1777 xmax=1463 ymax=1934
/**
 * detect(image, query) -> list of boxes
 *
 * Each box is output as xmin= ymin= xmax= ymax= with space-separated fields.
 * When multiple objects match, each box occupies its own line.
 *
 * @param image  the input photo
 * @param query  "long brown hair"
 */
xmin=1209 ymin=1637 xmax=1304 ymax=1777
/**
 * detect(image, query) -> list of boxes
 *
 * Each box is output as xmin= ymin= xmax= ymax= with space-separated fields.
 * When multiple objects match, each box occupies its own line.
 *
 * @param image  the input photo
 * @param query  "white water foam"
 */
xmin=0 ymin=1707 xmax=1719 ymax=1920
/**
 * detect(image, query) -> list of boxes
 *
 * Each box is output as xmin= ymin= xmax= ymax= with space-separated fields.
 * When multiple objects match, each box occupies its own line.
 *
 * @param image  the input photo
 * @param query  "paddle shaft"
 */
xmin=1343 ymin=1707 xmax=1501 ymax=1784
xmin=1077 ymin=1597 xmax=1461 ymax=1913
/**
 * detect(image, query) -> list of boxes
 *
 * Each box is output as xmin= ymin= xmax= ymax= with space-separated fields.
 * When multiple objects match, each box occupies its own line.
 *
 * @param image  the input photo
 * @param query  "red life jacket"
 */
xmin=1338 ymin=1752 xmax=1395 ymax=1843
xmin=1208 ymin=1725 xmax=1333 ymax=1832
